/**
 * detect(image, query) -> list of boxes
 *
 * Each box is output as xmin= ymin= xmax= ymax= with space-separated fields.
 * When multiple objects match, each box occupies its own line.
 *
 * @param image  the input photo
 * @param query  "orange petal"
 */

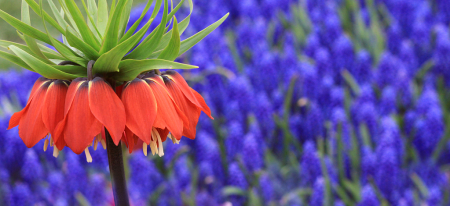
xmin=145 ymin=76 xmax=187 ymax=140
xmin=164 ymin=71 xmax=213 ymax=118
xmin=18 ymin=81 xmax=51 ymax=147
xmin=121 ymin=79 xmax=157 ymax=144
xmin=190 ymin=88 xmax=213 ymax=119
xmin=53 ymin=78 xmax=85 ymax=140
xmin=88 ymin=77 xmax=126 ymax=145
xmin=64 ymin=78 xmax=85 ymax=115
xmin=64 ymin=82 xmax=103 ymax=154
xmin=124 ymin=127 xmax=138 ymax=154
xmin=42 ymin=80 xmax=69 ymax=142
xmin=27 ymin=77 xmax=50 ymax=104
xmin=54 ymin=134 xmax=66 ymax=150
xmin=164 ymin=76 xmax=201 ymax=139
xmin=8 ymin=77 xmax=50 ymax=129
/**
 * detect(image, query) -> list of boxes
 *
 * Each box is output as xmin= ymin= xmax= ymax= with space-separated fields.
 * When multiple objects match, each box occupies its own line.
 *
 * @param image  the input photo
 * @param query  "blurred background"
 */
xmin=1 ymin=0 xmax=450 ymax=205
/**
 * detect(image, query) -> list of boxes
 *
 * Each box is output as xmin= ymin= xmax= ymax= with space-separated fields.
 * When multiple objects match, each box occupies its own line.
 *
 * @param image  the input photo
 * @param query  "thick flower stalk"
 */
xmin=0 ymin=0 xmax=227 ymax=204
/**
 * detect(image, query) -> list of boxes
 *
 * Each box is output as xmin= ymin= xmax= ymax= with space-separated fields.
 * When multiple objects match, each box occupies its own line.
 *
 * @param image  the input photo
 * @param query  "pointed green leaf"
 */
xmin=158 ymin=16 xmax=180 ymax=61
xmin=22 ymin=33 xmax=54 ymax=64
xmin=53 ymin=65 xmax=87 ymax=76
xmin=178 ymin=13 xmax=229 ymax=56
xmin=112 ymin=59 xmax=198 ymax=81
xmin=65 ymin=29 xmax=100 ymax=60
xmin=167 ymin=0 xmax=186 ymax=23
xmin=64 ymin=0 xmax=101 ymax=50
xmin=81 ymin=0 xmax=102 ymax=41
xmin=21 ymin=0 xmax=53 ymax=65
xmin=57 ymin=0 xmax=80 ymax=33
xmin=9 ymin=45 xmax=79 ymax=79
xmin=93 ymin=18 xmax=154 ymax=74
xmin=125 ymin=0 xmax=168 ymax=60
xmin=24 ymin=0 xmax=65 ymax=34
xmin=0 ymin=50 xmax=34 ymax=71
xmin=119 ymin=0 xmax=155 ymax=43
xmin=149 ymin=0 xmax=192 ymax=57
xmin=97 ymin=0 xmax=108 ymax=36
xmin=47 ymin=0 xmax=75 ymax=35
xmin=0 ymin=40 xmax=64 ymax=60
xmin=87 ymin=0 xmax=98 ymax=27
xmin=0 ymin=9 xmax=52 ymax=44
xmin=118 ymin=0 xmax=133 ymax=39
xmin=21 ymin=0 xmax=31 ymax=24
xmin=40 ymin=0 xmax=87 ymax=66
xmin=100 ymin=0 xmax=130 ymax=54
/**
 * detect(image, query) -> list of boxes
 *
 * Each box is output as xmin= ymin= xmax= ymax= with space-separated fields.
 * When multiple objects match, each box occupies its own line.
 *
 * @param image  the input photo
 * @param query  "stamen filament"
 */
xmin=43 ymin=139 xmax=49 ymax=152
xmin=101 ymin=138 xmax=107 ymax=149
xmin=143 ymin=143 xmax=148 ymax=156
xmin=53 ymin=147 xmax=59 ymax=158
xmin=85 ymin=148 xmax=93 ymax=163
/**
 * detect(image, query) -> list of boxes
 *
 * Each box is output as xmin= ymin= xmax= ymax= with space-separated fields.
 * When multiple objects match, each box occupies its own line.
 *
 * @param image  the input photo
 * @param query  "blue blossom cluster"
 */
xmin=1 ymin=0 xmax=450 ymax=205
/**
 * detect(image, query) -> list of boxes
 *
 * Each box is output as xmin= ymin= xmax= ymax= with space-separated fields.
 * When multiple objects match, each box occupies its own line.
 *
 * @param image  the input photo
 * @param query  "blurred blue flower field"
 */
xmin=2 ymin=0 xmax=450 ymax=205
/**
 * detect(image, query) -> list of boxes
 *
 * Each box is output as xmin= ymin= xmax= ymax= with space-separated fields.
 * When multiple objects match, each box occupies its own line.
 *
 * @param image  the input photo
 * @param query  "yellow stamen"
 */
xmin=43 ymin=139 xmax=49 ymax=152
xmin=101 ymin=138 xmax=107 ymax=149
xmin=168 ymin=133 xmax=180 ymax=144
xmin=94 ymin=138 xmax=99 ymax=151
xmin=157 ymin=134 xmax=164 ymax=157
xmin=143 ymin=143 xmax=148 ymax=156
xmin=85 ymin=148 xmax=93 ymax=163
xmin=50 ymin=135 xmax=54 ymax=147
xmin=150 ymin=128 xmax=159 ymax=155
xmin=53 ymin=147 xmax=59 ymax=158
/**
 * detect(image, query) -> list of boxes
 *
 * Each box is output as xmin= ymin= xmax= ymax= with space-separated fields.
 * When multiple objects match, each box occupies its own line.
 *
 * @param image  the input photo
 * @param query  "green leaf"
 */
xmin=111 ymin=59 xmax=198 ymax=81
xmin=65 ymin=29 xmax=100 ymax=60
xmin=22 ymin=33 xmax=54 ymax=64
xmin=97 ymin=0 xmax=109 ymax=36
xmin=47 ymin=0 xmax=73 ymax=33
xmin=80 ymin=0 xmax=102 ymax=41
xmin=64 ymin=0 xmax=101 ymax=50
xmin=158 ymin=16 xmax=180 ymax=61
xmin=40 ymin=0 xmax=87 ymax=66
xmin=21 ymin=0 xmax=31 ymax=24
xmin=125 ymin=0 xmax=168 ymax=60
xmin=0 ymin=50 xmax=34 ymax=71
xmin=0 ymin=40 xmax=64 ymax=60
xmin=24 ymin=0 xmax=65 ymax=34
xmin=21 ymin=0 xmax=53 ymax=65
xmin=118 ymin=0 xmax=133 ymax=39
xmin=100 ymin=0 xmax=130 ymax=54
xmin=53 ymin=65 xmax=87 ymax=76
xmin=119 ymin=0 xmax=155 ymax=43
xmin=178 ymin=13 xmax=229 ymax=56
xmin=149 ymin=0 xmax=190 ymax=54
xmin=221 ymin=186 xmax=247 ymax=197
xmin=9 ymin=45 xmax=80 ymax=79
xmin=0 ymin=9 xmax=52 ymax=44
xmin=93 ymin=18 xmax=154 ymax=74
xmin=167 ymin=0 xmax=186 ymax=23
xmin=57 ymin=0 xmax=80 ymax=33
xmin=87 ymin=0 xmax=98 ymax=28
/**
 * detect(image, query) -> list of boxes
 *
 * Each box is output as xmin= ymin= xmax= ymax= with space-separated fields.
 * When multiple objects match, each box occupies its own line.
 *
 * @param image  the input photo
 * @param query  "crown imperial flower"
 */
xmin=3 ymin=0 xmax=226 ymax=161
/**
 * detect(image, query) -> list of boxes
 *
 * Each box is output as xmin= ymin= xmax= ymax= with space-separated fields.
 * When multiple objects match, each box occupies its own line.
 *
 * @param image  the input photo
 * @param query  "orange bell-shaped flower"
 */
xmin=120 ymin=72 xmax=189 ymax=156
xmin=8 ymin=77 xmax=68 ymax=152
xmin=55 ymin=77 xmax=126 ymax=154
xmin=162 ymin=70 xmax=213 ymax=139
